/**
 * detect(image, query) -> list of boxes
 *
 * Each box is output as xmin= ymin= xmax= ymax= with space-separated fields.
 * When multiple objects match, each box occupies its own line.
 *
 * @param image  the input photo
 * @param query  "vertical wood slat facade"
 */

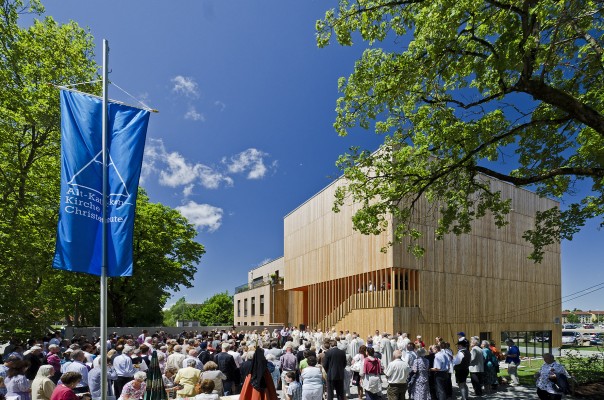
xmin=284 ymin=176 xmax=562 ymax=346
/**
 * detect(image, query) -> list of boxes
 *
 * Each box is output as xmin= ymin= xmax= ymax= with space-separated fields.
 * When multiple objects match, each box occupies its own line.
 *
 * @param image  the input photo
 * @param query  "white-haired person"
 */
xmin=265 ymin=354 xmax=280 ymax=389
xmin=113 ymin=345 xmax=136 ymax=398
xmin=32 ymin=365 xmax=56 ymax=400
xmin=118 ymin=371 xmax=146 ymax=400
xmin=534 ymin=353 xmax=571 ymax=400
xmin=166 ymin=345 xmax=185 ymax=372
xmin=174 ymin=358 xmax=202 ymax=398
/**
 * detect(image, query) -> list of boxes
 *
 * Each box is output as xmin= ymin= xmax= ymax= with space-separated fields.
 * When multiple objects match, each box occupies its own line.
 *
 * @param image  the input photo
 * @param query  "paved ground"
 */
xmin=275 ymin=377 xmax=563 ymax=400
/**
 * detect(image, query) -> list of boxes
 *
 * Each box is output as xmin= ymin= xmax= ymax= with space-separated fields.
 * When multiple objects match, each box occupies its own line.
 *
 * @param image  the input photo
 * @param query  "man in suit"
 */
xmin=322 ymin=339 xmax=347 ymax=400
xmin=214 ymin=343 xmax=240 ymax=395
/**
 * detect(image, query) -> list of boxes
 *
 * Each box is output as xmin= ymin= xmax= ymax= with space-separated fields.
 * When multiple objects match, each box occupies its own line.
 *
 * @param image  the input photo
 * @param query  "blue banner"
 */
xmin=53 ymin=90 xmax=150 ymax=277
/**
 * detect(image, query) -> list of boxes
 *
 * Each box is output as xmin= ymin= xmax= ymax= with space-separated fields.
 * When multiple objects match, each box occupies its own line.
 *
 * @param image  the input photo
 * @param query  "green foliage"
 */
xmin=106 ymin=189 xmax=205 ymax=326
xmin=0 ymin=1 xmax=205 ymax=336
xmin=163 ymin=292 xmax=234 ymax=327
xmin=319 ymin=0 xmax=604 ymax=261
xmin=0 ymin=0 xmax=99 ymax=335
xmin=564 ymin=350 xmax=604 ymax=385
xmin=196 ymin=292 xmax=234 ymax=326
xmin=566 ymin=312 xmax=580 ymax=324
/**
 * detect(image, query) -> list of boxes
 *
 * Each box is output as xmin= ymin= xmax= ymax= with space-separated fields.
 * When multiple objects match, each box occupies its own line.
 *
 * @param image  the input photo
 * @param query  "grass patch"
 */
xmin=498 ymin=351 xmax=604 ymax=387
xmin=498 ymin=359 xmax=543 ymax=386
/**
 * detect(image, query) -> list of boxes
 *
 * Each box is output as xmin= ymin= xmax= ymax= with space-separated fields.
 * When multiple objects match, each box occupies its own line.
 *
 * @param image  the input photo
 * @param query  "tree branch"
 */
xmin=422 ymin=90 xmax=510 ymax=109
xmin=517 ymin=78 xmax=604 ymax=136
xmin=485 ymin=0 xmax=523 ymax=15
xmin=473 ymin=165 xmax=604 ymax=186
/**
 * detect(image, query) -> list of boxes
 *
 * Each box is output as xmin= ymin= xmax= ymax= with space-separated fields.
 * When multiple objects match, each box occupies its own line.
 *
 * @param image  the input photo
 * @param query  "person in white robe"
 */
xmin=379 ymin=334 xmax=394 ymax=369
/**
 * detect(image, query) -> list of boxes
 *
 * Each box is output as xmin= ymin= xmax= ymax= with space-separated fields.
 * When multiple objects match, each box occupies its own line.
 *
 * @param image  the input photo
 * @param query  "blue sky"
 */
xmin=36 ymin=0 xmax=603 ymax=313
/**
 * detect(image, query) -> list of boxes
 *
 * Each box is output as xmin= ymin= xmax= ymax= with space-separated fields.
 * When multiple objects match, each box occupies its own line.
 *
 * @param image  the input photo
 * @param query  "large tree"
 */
xmin=318 ymin=0 xmax=604 ymax=261
xmin=0 ymin=0 xmax=99 ymax=333
xmin=107 ymin=190 xmax=205 ymax=326
xmin=0 ymin=1 xmax=205 ymax=335
xmin=163 ymin=292 xmax=234 ymax=327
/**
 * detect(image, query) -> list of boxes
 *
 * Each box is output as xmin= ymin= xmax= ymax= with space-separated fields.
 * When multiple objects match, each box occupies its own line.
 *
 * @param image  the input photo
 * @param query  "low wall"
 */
xmin=64 ymin=326 xmax=234 ymax=339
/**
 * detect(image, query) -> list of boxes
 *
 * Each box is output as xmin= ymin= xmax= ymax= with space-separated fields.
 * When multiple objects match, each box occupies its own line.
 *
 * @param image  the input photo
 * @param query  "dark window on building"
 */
xmin=244 ymin=299 xmax=248 ymax=317
xmin=237 ymin=300 xmax=241 ymax=317
xmin=480 ymin=332 xmax=492 ymax=342
xmin=251 ymin=297 xmax=256 ymax=316
xmin=500 ymin=331 xmax=552 ymax=358
xmin=260 ymin=295 xmax=265 ymax=315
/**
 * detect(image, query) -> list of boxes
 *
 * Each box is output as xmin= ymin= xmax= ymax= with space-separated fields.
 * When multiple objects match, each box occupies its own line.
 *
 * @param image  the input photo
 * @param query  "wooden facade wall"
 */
xmin=284 ymin=175 xmax=562 ymax=346
xmin=284 ymin=181 xmax=392 ymax=289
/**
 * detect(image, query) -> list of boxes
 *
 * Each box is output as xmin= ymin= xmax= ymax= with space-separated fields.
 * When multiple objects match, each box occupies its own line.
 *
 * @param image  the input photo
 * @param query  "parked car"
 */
xmin=583 ymin=323 xmax=595 ymax=329
xmin=562 ymin=330 xmax=583 ymax=346
xmin=590 ymin=333 xmax=603 ymax=346
xmin=563 ymin=324 xmax=575 ymax=329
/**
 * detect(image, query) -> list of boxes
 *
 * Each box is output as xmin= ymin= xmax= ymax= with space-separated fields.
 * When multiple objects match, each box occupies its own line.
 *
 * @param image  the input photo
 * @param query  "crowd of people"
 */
xmin=0 ymin=327 xmax=570 ymax=400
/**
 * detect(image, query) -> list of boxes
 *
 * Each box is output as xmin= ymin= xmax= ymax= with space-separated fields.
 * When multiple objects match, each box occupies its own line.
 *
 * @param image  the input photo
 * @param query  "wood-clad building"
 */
xmin=283 ymin=177 xmax=562 ymax=347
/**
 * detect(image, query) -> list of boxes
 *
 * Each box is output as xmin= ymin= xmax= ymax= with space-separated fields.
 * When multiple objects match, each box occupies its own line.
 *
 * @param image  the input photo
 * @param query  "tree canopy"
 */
xmin=566 ymin=312 xmax=580 ymax=323
xmin=163 ymin=292 xmax=234 ymax=327
xmin=0 ymin=0 xmax=100 ymax=333
xmin=318 ymin=0 xmax=604 ymax=261
xmin=0 ymin=0 xmax=205 ymax=336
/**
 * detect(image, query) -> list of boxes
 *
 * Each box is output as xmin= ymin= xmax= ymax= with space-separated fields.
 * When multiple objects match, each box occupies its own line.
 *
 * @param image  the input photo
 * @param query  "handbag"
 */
xmin=194 ymin=372 xmax=204 ymax=394
xmin=194 ymin=381 xmax=202 ymax=395
xmin=350 ymin=358 xmax=362 ymax=372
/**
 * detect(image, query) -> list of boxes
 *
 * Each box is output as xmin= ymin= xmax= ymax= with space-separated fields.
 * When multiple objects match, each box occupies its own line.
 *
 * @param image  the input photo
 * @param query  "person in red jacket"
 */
xmin=50 ymin=372 xmax=88 ymax=400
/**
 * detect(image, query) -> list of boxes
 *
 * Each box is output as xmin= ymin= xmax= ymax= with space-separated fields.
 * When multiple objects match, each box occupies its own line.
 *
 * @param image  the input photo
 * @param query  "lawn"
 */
xmin=498 ymin=359 xmax=544 ymax=386
xmin=498 ymin=352 xmax=604 ymax=387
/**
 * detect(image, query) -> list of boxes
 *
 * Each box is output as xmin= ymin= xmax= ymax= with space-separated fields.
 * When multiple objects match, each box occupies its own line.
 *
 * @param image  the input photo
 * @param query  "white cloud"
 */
xmin=159 ymin=151 xmax=199 ymax=187
xmin=176 ymin=201 xmax=223 ymax=232
xmin=225 ymin=148 xmax=270 ymax=179
xmin=142 ymin=140 xmax=275 ymax=198
xmin=197 ymin=165 xmax=233 ymax=189
xmin=143 ymin=138 xmax=232 ymax=191
xmin=183 ymin=184 xmax=195 ymax=197
xmin=214 ymin=100 xmax=226 ymax=111
xmin=171 ymin=75 xmax=199 ymax=98
xmin=184 ymin=105 xmax=205 ymax=121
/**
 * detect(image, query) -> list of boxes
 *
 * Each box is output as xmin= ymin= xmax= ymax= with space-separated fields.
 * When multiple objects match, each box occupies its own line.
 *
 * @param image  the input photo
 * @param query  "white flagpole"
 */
xmin=100 ymin=38 xmax=109 ymax=400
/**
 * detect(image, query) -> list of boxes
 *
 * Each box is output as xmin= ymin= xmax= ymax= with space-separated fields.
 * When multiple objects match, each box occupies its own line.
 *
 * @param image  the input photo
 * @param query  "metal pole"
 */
xmin=100 ymin=39 xmax=109 ymax=400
